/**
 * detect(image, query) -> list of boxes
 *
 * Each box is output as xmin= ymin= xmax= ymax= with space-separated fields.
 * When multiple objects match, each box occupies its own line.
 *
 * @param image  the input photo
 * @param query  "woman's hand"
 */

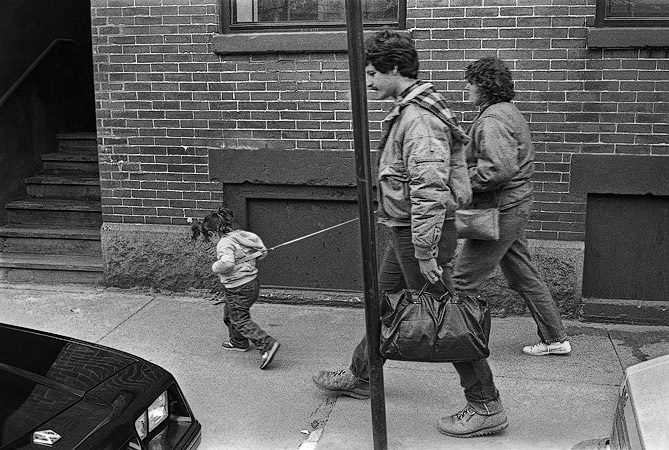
xmin=419 ymin=258 xmax=443 ymax=284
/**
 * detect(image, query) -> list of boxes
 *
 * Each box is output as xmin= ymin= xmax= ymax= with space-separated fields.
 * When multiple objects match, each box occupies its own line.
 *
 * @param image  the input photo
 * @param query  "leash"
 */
xmin=235 ymin=216 xmax=360 ymax=264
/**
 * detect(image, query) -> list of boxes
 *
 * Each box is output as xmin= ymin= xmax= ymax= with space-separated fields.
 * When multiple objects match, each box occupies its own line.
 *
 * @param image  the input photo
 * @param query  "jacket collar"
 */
xmin=383 ymin=82 xmax=434 ymax=123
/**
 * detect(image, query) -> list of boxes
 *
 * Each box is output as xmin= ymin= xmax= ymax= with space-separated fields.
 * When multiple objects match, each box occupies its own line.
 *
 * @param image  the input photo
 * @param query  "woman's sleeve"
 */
xmin=469 ymin=116 xmax=519 ymax=192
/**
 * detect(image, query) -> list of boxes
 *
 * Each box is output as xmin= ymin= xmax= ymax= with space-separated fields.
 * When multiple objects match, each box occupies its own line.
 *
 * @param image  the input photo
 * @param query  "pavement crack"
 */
xmin=298 ymin=395 xmax=337 ymax=449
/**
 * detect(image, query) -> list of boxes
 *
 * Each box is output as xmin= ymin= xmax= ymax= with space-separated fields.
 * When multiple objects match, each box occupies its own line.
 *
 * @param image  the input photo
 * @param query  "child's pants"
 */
xmin=223 ymin=278 xmax=274 ymax=353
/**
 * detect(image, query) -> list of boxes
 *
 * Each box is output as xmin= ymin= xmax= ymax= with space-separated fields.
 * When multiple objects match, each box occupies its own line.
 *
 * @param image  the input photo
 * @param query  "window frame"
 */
xmin=595 ymin=0 xmax=669 ymax=28
xmin=220 ymin=0 xmax=406 ymax=34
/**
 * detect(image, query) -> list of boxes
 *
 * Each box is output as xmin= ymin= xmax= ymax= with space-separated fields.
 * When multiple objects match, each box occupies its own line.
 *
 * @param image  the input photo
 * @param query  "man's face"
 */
xmin=366 ymin=64 xmax=399 ymax=100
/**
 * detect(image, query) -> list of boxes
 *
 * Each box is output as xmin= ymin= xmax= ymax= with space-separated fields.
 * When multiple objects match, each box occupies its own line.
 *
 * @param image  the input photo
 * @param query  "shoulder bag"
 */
xmin=454 ymin=191 xmax=502 ymax=240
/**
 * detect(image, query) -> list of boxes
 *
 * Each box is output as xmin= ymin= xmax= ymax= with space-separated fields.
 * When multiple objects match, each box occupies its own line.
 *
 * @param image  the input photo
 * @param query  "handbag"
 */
xmin=379 ymin=281 xmax=490 ymax=363
xmin=454 ymin=207 xmax=499 ymax=240
xmin=454 ymin=191 xmax=502 ymax=240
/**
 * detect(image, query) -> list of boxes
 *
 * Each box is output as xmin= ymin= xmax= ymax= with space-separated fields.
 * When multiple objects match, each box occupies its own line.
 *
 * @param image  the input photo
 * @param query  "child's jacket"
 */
xmin=211 ymin=230 xmax=267 ymax=288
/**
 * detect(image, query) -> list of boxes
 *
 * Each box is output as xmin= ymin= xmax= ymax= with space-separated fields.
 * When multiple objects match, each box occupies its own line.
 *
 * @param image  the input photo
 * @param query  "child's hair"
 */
xmin=191 ymin=207 xmax=236 ymax=242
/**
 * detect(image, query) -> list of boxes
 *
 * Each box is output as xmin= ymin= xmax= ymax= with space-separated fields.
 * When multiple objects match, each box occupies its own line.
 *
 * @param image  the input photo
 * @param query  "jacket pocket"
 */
xmin=379 ymin=173 xmax=411 ymax=220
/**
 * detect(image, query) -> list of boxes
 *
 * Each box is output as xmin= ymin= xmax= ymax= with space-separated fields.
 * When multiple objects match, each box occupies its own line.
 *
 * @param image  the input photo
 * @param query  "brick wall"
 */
xmin=91 ymin=0 xmax=669 ymax=241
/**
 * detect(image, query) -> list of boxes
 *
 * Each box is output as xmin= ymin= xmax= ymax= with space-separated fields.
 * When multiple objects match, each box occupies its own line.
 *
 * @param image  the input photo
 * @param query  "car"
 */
xmin=572 ymin=353 xmax=669 ymax=450
xmin=0 ymin=322 xmax=201 ymax=450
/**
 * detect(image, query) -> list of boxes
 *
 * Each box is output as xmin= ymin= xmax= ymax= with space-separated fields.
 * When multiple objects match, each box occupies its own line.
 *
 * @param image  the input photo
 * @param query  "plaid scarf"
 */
xmin=378 ymin=80 xmax=470 ymax=150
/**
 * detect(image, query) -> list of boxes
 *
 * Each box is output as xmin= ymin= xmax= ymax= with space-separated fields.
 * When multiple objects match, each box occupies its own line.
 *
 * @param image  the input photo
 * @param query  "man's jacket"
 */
xmin=466 ymin=101 xmax=534 ymax=211
xmin=377 ymin=81 xmax=472 ymax=260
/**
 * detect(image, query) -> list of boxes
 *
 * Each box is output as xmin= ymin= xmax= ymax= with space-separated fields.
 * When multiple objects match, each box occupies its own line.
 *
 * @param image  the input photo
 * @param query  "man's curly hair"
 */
xmin=365 ymin=29 xmax=419 ymax=78
xmin=465 ymin=57 xmax=515 ymax=104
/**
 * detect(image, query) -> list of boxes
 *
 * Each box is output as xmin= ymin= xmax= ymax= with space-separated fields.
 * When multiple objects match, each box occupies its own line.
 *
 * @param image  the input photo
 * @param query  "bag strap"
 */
xmin=418 ymin=278 xmax=453 ymax=299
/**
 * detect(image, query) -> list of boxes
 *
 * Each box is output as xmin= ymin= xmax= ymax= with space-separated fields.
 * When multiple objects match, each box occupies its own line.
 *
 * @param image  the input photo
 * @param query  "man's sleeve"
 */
xmin=403 ymin=109 xmax=452 ymax=260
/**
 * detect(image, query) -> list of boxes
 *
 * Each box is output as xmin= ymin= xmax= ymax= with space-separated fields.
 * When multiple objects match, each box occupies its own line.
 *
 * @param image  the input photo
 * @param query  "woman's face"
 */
xmin=466 ymin=80 xmax=482 ymax=106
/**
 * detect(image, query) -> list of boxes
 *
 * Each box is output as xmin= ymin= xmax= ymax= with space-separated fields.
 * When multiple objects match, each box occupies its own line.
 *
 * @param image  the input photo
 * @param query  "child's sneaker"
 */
xmin=222 ymin=341 xmax=250 ymax=352
xmin=260 ymin=341 xmax=280 ymax=369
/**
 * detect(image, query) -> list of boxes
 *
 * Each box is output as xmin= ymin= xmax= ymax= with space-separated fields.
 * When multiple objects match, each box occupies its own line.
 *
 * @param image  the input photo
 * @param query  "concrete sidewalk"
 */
xmin=2 ymin=282 xmax=669 ymax=450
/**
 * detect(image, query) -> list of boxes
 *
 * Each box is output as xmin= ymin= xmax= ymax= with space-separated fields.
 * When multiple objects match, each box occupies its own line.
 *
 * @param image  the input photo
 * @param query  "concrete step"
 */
xmin=0 ymin=224 xmax=101 ymax=255
xmin=0 ymin=132 xmax=103 ymax=286
xmin=6 ymin=198 xmax=102 ymax=227
xmin=57 ymin=132 xmax=98 ymax=154
xmin=0 ymin=253 xmax=102 ymax=284
xmin=25 ymin=175 xmax=100 ymax=199
xmin=41 ymin=152 xmax=99 ymax=176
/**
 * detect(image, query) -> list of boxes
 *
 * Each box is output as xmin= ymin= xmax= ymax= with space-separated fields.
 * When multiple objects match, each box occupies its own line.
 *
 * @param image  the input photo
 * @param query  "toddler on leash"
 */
xmin=191 ymin=207 xmax=280 ymax=370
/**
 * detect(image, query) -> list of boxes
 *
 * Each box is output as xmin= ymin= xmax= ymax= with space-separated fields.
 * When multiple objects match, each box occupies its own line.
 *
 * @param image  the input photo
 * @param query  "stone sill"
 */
xmin=587 ymin=27 xmax=669 ymax=48
xmin=212 ymin=30 xmax=375 ymax=55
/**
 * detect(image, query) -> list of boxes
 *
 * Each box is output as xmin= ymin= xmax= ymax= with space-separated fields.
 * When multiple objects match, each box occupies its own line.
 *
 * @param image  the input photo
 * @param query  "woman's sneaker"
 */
xmin=222 ymin=341 xmax=250 ymax=352
xmin=260 ymin=341 xmax=280 ymax=369
xmin=523 ymin=340 xmax=572 ymax=356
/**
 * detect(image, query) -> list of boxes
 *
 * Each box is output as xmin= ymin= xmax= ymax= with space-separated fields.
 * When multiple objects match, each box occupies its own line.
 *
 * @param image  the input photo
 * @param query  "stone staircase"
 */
xmin=0 ymin=133 xmax=102 ymax=284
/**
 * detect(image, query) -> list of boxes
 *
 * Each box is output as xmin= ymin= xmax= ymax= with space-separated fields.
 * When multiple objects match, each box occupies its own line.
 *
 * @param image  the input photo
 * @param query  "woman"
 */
xmin=453 ymin=57 xmax=571 ymax=356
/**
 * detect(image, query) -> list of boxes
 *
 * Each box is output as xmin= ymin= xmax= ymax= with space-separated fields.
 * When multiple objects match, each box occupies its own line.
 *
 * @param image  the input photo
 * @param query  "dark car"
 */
xmin=0 ymin=323 xmax=201 ymax=450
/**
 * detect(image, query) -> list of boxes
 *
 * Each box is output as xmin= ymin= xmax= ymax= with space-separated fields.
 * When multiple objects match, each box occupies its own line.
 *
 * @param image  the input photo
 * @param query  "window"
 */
xmin=589 ymin=0 xmax=669 ymax=48
xmin=595 ymin=0 xmax=669 ymax=27
xmin=222 ymin=0 xmax=404 ymax=32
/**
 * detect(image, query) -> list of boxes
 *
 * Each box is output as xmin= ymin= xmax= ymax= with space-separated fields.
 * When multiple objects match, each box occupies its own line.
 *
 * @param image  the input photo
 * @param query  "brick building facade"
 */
xmin=91 ymin=0 xmax=669 ymax=319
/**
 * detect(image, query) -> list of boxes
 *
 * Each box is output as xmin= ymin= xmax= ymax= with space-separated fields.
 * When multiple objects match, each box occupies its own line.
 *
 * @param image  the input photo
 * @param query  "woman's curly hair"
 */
xmin=465 ymin=57 xmax=515 ymax=104
xmin=365 ymin=29 xmax=419 ymax=78
xmin=191 ymin=207 xmax=236 ymax=242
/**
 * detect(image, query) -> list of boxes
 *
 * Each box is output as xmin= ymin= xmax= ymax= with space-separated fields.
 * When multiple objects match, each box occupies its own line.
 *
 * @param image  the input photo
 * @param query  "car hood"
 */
xmin=0 ymin=323 xmax=137 ymax=448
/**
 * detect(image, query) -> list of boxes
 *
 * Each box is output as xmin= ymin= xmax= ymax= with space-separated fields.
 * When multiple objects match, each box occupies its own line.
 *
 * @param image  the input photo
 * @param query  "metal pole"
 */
xmin=343 ymin=3 xmax=388 ymax=449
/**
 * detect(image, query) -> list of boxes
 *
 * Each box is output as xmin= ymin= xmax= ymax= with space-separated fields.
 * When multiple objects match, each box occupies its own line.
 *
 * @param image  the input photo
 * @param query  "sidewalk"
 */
xmin=2 ymin=282 xmax=669 ymax=450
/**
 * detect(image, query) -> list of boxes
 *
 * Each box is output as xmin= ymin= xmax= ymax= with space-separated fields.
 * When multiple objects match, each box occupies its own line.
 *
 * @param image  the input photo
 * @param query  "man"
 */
xmin=312 ymin=30 xmax=508 ymax=438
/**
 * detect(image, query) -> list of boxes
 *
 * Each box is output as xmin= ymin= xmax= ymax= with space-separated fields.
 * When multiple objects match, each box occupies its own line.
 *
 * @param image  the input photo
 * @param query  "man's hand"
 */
xmin=419 ymin=258 xmax=443 ymax=284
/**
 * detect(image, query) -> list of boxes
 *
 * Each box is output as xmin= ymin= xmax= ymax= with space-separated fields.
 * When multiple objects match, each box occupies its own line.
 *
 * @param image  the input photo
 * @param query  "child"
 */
xmin=192 ymin=207 xmax=280 ymax=370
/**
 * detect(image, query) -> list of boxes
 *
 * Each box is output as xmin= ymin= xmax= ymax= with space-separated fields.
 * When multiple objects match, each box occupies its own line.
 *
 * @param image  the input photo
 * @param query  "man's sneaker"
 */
xmin=222 ymin=341 xmax=250 ymax=352
xmin=260 ymin=341 xmax=280 ymax=369
xmin=523 ymin=340 xmax=572 ymax=356
xmin=438 ymin=405 xmax=508 ymax=438
xmin=312 ymin=368 xmax=371 ymax=399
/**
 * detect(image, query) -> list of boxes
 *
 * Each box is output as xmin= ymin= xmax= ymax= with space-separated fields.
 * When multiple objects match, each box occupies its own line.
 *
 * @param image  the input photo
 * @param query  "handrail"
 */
xmin=0 ymin=38 xmax=75 ymax=110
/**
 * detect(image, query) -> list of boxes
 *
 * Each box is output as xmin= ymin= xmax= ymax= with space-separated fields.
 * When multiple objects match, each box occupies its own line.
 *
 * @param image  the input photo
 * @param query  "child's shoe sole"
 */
xmin=260 ymin=341 xmax=280 ymax=369
xmin=222 ymin=342 xmax=250 ymax=352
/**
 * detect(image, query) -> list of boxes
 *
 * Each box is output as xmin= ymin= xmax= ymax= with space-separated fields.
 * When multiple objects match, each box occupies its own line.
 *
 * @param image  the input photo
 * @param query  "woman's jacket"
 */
xmin=466 ymin=101 xmax=535 ymax=210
